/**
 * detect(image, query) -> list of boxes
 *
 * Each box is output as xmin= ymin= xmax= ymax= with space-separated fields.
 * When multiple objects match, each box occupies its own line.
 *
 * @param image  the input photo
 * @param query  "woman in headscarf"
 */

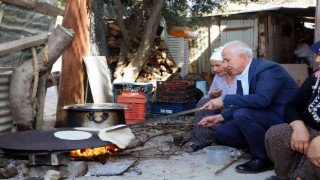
xmin=186 ymin=47 xmax=237 ymax=153
xmin=265 ymin=41 xmax=320 ymax=180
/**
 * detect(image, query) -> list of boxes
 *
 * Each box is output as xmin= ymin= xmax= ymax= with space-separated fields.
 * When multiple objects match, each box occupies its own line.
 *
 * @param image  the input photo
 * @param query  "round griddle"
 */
xmin=0 ymin=128 xmax=111 ymax=154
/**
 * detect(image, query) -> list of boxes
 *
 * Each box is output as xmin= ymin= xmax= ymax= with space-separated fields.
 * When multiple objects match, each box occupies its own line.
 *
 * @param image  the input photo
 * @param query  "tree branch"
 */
xmin=122 ymin=0 xmax=165 ymax=82
xmin=9 ymin=25 xmax=73 ymax=130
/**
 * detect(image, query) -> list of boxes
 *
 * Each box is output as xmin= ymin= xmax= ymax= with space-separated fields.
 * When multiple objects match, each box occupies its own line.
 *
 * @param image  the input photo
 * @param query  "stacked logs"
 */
xmin=105 ymin=20 xmax=180 ymax=84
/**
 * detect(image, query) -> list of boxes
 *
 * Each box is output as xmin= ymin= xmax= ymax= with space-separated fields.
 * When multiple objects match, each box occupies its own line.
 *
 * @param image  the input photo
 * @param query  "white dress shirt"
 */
xmin=236 ymin=60 xmax=252 ymax=95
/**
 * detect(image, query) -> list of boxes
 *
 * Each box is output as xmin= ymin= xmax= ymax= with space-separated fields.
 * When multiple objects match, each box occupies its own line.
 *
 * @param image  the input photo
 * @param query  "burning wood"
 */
xmin=70 ymin=144 xmax=120 ymax=164
xmin=70 ymin=144 xmax=119 ymax=158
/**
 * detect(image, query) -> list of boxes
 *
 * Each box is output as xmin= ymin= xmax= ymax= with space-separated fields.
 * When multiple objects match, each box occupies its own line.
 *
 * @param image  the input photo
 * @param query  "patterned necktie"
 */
xmin=236 ymin=80 xmax=243 ymax=95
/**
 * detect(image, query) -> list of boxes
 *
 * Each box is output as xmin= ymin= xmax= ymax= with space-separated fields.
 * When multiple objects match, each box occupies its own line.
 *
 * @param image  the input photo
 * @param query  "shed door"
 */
xmin=220 ymin=19 xmax=258 ymax=57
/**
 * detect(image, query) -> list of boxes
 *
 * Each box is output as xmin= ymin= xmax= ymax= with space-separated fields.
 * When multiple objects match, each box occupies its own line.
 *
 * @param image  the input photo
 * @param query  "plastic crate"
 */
xmin=118 ymin=95 xmax=146 ymax=120
xmin=151 ymin=100 xmax=197 ymax=114
xmin=118 ymin=91 xmax=146 ymax=99
xmin=115 ymin=92 xmax=152 ymax=119
xmin=126 ymin=119 xmax=145 ymax=125
xmin=113 ymin=82 xmax=153 ymax=103
xmin=156 ymin=80 xmax=197 ymax=103
xmin=113 ymin=82 xmax=152 ymax=119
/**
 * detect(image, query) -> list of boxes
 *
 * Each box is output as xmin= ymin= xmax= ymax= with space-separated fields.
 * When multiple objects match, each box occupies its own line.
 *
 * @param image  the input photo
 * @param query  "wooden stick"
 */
xmin=1 ymin=0 xmax=64 ymax=16
xmin=214 ymin=155 xmax=242 ymax=175
xmin=126 ymin=129 xmax=181 ymax=149
xmin=94 ymin=159 xmax=140 ymax=176
xmin=0 ymin=32 xmax=49 ymax=56
xmin=31 ymin=47 xmax=39 ymax=103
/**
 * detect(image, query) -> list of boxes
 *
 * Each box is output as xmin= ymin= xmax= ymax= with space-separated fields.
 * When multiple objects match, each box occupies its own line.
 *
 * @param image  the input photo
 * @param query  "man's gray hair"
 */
xmin=223 ymin=40 xmax=253 ymax=58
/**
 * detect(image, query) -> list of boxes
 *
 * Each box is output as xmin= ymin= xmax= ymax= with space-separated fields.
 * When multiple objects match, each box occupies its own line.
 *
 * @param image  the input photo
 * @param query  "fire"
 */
xmin=70 ymin=144 xmax=119 ymax=158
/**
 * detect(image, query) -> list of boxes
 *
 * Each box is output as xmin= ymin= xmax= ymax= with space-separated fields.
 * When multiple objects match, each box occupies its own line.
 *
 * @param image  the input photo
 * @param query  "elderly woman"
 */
xmin=186 ymin=47 xmax=237 ymax=153
xmin=265 ymin=41 xmax=320 ymax=180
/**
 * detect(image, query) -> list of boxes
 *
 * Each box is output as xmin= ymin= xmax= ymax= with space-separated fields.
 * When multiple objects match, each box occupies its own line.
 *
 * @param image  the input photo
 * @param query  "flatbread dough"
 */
xmin=54 ymin=130 xmax=92 ymax=140
xmin=98 ymin=125 xmax=135 ymax=149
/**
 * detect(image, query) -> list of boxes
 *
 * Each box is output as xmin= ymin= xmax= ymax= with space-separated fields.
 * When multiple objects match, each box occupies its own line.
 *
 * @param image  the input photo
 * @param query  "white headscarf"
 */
xmin=210 ymin=47 xmax=223 ymax=61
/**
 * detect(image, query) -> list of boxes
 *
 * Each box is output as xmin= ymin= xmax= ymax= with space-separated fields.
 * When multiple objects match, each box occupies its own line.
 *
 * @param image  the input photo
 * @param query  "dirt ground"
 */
xmin=70 ymin=151 xmax=274 ymax=180
xmin=43 ymin=87 xmax=274 ymax=180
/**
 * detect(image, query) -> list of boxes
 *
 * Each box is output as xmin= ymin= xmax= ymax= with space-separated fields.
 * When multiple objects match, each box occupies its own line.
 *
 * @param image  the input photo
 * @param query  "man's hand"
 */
xmin=201 ymin=97 xmax=223 ymax=110
xmin=198 ymin=114 xmax=224 ymax=127
xmin=290 ymin=120 xmax=310 ymax=154
xmin=307 ymin=136 xmax=320 ymax=167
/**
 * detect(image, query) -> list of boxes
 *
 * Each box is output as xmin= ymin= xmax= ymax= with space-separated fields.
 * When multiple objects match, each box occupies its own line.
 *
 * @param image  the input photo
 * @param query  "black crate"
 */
xmin=113 ymin=82 xmax=152 ymax=102
xmin=156 ymin=80 xmax=197 ymax=103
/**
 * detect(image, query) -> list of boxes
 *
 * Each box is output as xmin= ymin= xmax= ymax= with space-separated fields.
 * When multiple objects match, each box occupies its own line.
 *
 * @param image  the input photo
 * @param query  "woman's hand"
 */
xmin=201 ymin=97 xmax=223 ymax=110
xmin=290 ymin=120 xmax=310 ymax=154
xmin=307 ymin=136 xmax=320 ymax=167
xmin=209 ymin=89 xmax=222 ymax=98
xmin=198 ymin=114 xmax=224 ymax=127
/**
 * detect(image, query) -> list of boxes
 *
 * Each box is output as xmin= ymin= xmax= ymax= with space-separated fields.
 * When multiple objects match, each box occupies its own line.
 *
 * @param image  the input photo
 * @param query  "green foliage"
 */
xmin=57 ymin=0 xmax=66 ymax=9
xmin=103 ymin=0 xmax=248 ymax=28
xmin=162 ymin=0 xmax=225 ymax=28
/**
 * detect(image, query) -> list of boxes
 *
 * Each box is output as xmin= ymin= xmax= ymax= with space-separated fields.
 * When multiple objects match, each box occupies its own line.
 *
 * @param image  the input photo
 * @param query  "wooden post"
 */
xmin=1 ymin=0 xmax=64 ymax=17
xmin=0 ymin=33 xmax=49 ymax=57
xmin=55 ymin=0 xmax=90 ymax=127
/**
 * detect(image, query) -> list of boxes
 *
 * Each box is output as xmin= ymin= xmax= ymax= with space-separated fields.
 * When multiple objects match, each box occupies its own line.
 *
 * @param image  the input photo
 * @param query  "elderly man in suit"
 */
xmin=199 ymin=41 xmax=299 ymax=173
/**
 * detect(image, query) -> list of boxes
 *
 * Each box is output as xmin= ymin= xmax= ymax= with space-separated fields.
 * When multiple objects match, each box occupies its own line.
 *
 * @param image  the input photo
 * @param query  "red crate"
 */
xmin=119 ymin=91 xmax=146 ymax=99
xmin=118 ymin=94 xmax=146 ymax=123
xmin=125 ymin=119 xmax=145 ymax=125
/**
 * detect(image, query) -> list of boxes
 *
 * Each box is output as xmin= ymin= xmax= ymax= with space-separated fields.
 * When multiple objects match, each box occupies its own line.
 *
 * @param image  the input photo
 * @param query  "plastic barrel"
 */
xmin=196 ymin=81 xmax=206 ymax=96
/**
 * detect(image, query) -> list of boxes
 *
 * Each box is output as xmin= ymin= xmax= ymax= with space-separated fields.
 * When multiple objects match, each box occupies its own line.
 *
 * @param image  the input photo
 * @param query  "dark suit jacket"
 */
xmin=221 ymin=58 xmax=299 ymax=121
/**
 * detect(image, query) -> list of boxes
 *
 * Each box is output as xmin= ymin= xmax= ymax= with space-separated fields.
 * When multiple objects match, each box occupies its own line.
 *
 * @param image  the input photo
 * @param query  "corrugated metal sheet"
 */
xmin=0 ymin=70 xmax=12 ymax=133
xmin=193 ymin=27 xmax=211 ymax=74
xmin=220 ymin=18 xmax=259 ymax=57
xmin=212 ymin=6 xmax=315 ymax=18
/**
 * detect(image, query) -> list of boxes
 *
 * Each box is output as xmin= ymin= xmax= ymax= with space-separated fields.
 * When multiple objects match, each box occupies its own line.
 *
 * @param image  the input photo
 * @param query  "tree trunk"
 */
xmin=90 ymin=0 xmax=107 ymax=56
xmin=122 ymin=0 xmax=165 ymax=82
xmin=112 ymin=0 xmax=130 ymax=81
xmin=55 ymin=0 xmax=90 ymax=127
xmin=9 ymin=25 xmax=73 ymax=130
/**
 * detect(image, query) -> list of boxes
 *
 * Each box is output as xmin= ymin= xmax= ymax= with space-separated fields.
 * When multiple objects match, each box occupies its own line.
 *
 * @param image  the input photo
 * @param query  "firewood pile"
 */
xmin=105 ymin=19 xmax=181 ymax=85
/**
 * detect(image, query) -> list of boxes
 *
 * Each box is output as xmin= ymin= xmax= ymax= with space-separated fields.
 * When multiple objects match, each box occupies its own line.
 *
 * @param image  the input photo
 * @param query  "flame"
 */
xmin=70 ymin=144 xmax=119 ymax=158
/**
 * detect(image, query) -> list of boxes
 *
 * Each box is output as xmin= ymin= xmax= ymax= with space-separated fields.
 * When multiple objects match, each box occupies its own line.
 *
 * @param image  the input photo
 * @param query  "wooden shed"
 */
xmin=189 ymin=6 xmax=316 ymax=75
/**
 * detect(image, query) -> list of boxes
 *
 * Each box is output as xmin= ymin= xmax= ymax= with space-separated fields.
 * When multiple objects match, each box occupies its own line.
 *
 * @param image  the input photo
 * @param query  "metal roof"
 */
xmin=213 ymin=6 xmax=316 ymax=18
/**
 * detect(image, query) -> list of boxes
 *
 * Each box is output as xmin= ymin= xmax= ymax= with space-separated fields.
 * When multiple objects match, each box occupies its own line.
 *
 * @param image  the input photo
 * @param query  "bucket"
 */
xmin=196 ymin=81 xmax=206 ymax=96
xmin=203 ymin=146 xmax=237 ymax=165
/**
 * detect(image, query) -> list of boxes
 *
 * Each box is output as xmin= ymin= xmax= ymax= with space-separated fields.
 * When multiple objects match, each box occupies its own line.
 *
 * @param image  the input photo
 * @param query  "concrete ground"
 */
xmin=44 ymin=87 xmax=274 ymax=180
